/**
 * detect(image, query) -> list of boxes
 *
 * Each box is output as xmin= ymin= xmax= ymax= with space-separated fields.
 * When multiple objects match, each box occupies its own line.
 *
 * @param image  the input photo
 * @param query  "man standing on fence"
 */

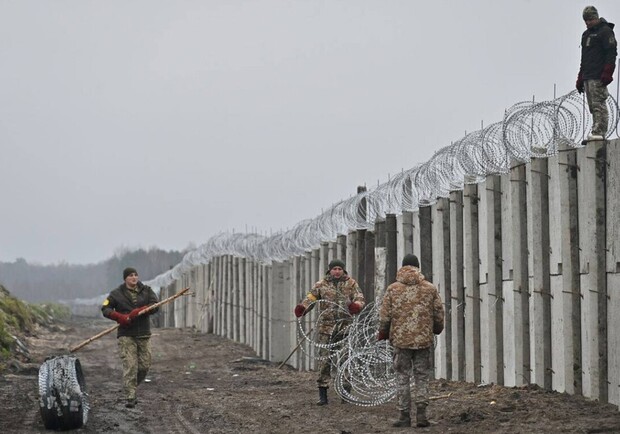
xmin=294 ymin=259 xmax=365 ymax=405
xmin=377 ymin=254 xmax=444 ymax=428
xmin=575 ymin=5 xmax=617 ymax=141
xmin=102 ymin=267 xmax=159 ymax=408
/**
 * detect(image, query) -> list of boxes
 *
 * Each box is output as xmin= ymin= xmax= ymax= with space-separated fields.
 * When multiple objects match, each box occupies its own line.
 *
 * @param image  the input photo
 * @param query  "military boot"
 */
xmin=392 ymin=410 xmax=411 ymax=427
xmin=137 ymin=369 xmax=148 ymax=385
xmin=416 ymin=403 xmax=430 ymax=427
xmin=316 ymin=387 xmax=328 ymax=406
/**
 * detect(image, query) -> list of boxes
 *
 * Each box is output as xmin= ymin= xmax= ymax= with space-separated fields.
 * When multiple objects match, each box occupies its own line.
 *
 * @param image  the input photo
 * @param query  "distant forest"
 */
xmin=0 ymin=247 xmax=185 ymax=303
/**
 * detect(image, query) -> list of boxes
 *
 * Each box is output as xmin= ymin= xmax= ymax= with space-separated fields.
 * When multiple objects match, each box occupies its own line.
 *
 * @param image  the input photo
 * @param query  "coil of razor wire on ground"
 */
xmin=144 ymin=91 xmax=618 ymax=290
xmin=38 ymin=355 xmax=89 ymax=430
xmin=296 ymin=300 xmax=399 ymax=406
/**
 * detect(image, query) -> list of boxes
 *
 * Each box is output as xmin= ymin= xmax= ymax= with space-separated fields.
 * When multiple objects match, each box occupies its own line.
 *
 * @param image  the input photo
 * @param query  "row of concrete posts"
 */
xmin=159 ymin=138 xmax=620 ymax=406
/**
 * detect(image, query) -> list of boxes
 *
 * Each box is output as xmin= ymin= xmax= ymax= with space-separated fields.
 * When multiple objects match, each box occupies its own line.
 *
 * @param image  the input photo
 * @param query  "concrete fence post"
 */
xmin=386 ymin=213 xmax=398 ymax=285
xmin=577 ymin=143 xmax=608 ymax=402
xmin=527 ymin=157 xmax=552 ymax=390
xmin=347 ymin=231 xmax=358 ymax=280
xmin=606 ymin=139 xmax=620 ymax=406
xmin=509 ymin=164 xmax=530 ymax=386
xmin=419 ymin=206 xmax=433 ymax=283
xmin=550 ymin=146 xmax=581 ymax=394
xmin=463 ymin=183 xmax=481 ymax=383
xmin=356 ymin=229 xmax=367 ymax=294
xmin=233 ymin=256 xmax=240 ymax=342
xmin=432 ymin=198 xmax=451 ymax=380
xmin=239 ymin=258 xmax=246 ymax=344
xmin=480 ymin=175 xmax=504 ymax=385
xmin=399 ymin=211 xmax=414 ymax=263
xmin=364 ymin=230 xmax=376 ymax=302
xmin=270 ymin=261 xmax=292 ymax=363
xmin=449 ymin=190 xmax=465 ymax=381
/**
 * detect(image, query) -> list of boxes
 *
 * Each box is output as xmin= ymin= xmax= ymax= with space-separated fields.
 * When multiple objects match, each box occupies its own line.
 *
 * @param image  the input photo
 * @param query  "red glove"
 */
xmin=109 ymin=311 xmax=131 ymax=327
xmin=376 ymin=330 xmax=389 ymax=341
xmin=294 ymin=304 xmax=306 ymax=318
xmin=129 ymin=306 xmax=149 ymax=320
xmin=576 ymin=71 xmax=584 ymax=94
xmin=601 ymin=64 xmax=615 ymax=86
xmin=348 ymin=302 xmax=362 ymax=315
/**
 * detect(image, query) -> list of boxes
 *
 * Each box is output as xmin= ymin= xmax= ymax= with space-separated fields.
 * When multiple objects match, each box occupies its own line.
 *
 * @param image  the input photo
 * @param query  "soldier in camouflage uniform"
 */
xmin=576 ymin=6 xmax=617 ymax=141
xmin=294 ymin=259 xmax=365 ymax=405
xmin=377 ymin=254 xmax=444 ymax=428
xmin=102 ymin=267 xmax=159 ymax=408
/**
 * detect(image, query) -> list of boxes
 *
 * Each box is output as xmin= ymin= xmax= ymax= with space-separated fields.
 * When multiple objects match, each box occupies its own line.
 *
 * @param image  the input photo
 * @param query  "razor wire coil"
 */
xmin=144 ymin=91 xmax=618 ymax=289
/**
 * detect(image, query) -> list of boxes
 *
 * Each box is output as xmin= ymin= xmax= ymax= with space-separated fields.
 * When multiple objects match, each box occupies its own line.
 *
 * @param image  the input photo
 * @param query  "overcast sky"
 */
xmin=1 ymin=0 xmax=615 ymax=265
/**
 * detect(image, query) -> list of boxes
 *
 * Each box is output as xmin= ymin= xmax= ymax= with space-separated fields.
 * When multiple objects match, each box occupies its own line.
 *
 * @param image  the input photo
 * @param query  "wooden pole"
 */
xmin=69 ymin=287 xmax=191 ymax=353
xmin=278 ymin=327 xmax=312 ymax=369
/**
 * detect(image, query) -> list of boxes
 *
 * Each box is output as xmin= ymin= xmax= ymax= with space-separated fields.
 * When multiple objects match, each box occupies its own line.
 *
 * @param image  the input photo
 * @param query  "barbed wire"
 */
xmin=145 ymin=91 xmax=618 ymax=288
xmin=295 ymin=300 xmax=401 ymax=406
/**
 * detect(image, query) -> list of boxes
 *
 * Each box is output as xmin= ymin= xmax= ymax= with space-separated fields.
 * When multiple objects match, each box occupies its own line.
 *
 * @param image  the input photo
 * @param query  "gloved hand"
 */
xmin=129 ymin=306 xmax=149 ymax=320
xmin=294 ymin=304 xmax=306 ymax=318
xmin=348 ymin=302 xmax=362 ymax=315
xmin=601 ymin=64 xmax=615 ymax=86
xmin=576 ymin=72 xmax=584 ymax=94
xmin=109 ymin=311 xmax=131 ymax=327
xmin=376 ymin=330 xmax=389 ymax=341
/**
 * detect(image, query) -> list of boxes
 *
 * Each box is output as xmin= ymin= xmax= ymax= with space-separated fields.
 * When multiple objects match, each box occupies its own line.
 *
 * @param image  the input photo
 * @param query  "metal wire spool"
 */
xmin=295 ymin=301 xmax=402 ymax=407
xmin=38 ymin=355 xmax=89 ymax=430
xmin=332 ymin=303 xmax=398 ymax=406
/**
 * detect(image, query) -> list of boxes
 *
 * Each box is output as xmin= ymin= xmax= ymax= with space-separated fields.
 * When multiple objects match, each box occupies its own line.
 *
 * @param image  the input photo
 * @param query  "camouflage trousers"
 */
xmin=585 ymin=79 xmax=609 ymax=137
xmin=118 ymin=336 xmax=152 ymax=400
xmin=316 ymin=327 xmax=349 ymax=388
xmin=393 ymin=347 xmax=432 ymax=412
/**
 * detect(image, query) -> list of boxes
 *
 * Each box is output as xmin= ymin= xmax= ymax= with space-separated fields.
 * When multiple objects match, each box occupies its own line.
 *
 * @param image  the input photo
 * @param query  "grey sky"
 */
xmin=0 ymin=0 xmax=614 ymax=264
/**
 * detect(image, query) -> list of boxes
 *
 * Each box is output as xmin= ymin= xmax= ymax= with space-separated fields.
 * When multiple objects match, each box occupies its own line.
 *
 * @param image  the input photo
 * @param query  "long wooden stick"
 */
xmin=429 ymin=392 xmax=453 ymax=401
xmin=278 ymin=327 xmax=312 ymax=369
xmin=69 ymin=287 xmax=191 ymax=353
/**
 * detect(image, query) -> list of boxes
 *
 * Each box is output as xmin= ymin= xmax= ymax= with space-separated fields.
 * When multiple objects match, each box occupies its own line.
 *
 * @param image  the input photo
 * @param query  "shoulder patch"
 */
xmin=307 ymin=293 xmax=317 ymax=302
xmin=102 ymin=298 xmax=110 ymax=306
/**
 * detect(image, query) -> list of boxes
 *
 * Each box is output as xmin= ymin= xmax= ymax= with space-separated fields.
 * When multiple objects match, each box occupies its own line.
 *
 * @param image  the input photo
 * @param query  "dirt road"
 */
xmin=2 ymin=317 xmax=620 ymax=433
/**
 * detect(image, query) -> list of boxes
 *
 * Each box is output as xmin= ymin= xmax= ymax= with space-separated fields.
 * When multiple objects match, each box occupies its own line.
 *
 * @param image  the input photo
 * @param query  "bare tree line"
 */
xmin=0 ymin=248 xmax=184 ymax=303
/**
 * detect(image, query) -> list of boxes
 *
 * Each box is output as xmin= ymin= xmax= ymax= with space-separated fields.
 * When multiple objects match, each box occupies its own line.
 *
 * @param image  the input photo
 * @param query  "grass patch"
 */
xmin=0 ymin=285 xmax=71 ymax=368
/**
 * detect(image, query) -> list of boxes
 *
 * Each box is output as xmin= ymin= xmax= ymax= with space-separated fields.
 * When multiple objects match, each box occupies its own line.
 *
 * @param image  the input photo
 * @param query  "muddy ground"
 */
xmin=2 ymin=317 xmax=620 ymax=433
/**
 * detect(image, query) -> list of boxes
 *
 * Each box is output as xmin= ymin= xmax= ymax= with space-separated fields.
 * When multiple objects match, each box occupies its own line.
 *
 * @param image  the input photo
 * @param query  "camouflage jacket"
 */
xmin=300 ymin=274 xmax=365 ymax=334
xmin=378 ymin=266 xmax=444 ymax=349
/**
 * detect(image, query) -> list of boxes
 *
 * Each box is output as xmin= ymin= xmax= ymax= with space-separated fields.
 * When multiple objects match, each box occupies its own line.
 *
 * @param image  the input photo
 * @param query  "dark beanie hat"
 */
xmin=402 ymin=254 xmax=420 ymax=268
xmin=328 ymin=259 xmax=346 ymax=272
xmin=582 ymin=6 xmax=598 ymax=20
xmin=123 ymin=267 xmax=138 ymax=280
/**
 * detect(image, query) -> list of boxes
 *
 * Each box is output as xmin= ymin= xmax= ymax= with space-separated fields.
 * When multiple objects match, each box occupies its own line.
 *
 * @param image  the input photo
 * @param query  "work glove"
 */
xmin=129 ymin=305 xmax=149 ymax=320
xmin=348 ymin=302 xmax=362 ymax=315
xmin=576 ymin=71 xmax=584 ymax=94
xmin=109 ymin=310 xmax=131 ymax=327
xmin=433 ymin=322 xmax=444 ymax=335
xmin=376 ymin=330 xmax=389 ymax=341
xmin=294 ymin=304 xmax=306 ymax=318
xmin=601 ymin=64 xmax=615 ymax=86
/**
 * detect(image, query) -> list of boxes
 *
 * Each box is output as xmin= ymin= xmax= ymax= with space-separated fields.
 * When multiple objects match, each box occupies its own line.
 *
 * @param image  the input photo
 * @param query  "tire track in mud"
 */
xmin=174 ymin=404 xmax=202 ymax=434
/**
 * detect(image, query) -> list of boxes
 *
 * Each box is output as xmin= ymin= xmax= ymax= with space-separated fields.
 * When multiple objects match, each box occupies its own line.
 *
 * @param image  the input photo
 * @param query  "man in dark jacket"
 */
xmin=377 ymin=254 xmax=444 ymax=428
xmin=102 ymin=267 xmax=159 ymax=408
xmin=576 ymin=6 xmax=617 ymax=141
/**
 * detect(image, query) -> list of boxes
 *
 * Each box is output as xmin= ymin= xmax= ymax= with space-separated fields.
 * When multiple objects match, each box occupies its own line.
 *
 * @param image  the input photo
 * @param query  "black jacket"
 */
xmin=580 ymin=18 xmax=617 ymax=79
xmin=101 ymin=281 xmax=159 ymax=338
